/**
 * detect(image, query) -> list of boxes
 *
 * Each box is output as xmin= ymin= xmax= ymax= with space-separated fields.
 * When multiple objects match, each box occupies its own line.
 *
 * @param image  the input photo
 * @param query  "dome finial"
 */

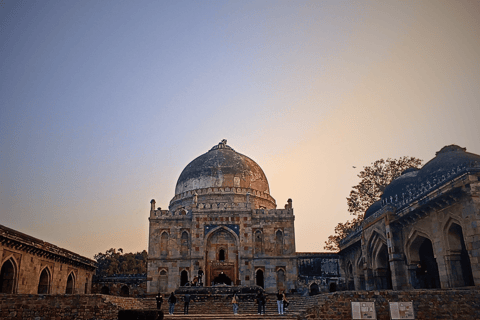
xmin=209 ymin=139 xmax=234 ymax=152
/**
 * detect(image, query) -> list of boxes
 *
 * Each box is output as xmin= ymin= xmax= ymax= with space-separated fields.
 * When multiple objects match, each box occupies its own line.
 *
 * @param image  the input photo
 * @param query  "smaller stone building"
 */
xmin=296 ymin=253 xmax=341 ymax=295
xmin=92 ymin=273 xmax=147 ymax=297
xmin=0 ymin=224 xmax=96 ymax=294
xmin=339 ymin=145 xmax=480 ymax=291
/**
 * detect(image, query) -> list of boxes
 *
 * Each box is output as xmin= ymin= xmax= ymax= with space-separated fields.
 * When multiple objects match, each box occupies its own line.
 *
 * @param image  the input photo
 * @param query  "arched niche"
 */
xmin=406 ymin=232 xmax=440 ymax=289
xmin=66 ymin=272 xmax=75 ymax=294
xmin=38 ymin=267 xmax=51 ymax=294
xmin=445 ymin=221 xmax=474 ymax=287
xmin=0 ymin=258 xmax=17 ymax=294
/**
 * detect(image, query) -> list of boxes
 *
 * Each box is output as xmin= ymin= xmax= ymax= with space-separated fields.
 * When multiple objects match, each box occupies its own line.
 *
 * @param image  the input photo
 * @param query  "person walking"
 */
xmin=232 ymin=293 xmax=239 ymax=315
xmin=156 ymin=293 xmax=163 ymax=310
xmin=276 ymin=290 xmax=284 ymax=315
xmin=282 ymin=291 xmax=289 ymax=314
xmin=183 ymin=293 xmax=191 ymax=315
xmin=168 ymin=292 xmax=176 ymax=315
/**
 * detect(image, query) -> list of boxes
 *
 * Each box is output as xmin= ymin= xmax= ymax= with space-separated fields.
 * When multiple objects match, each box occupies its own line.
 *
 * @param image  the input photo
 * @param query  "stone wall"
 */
xmin=0 ymin=294 xmax=145 ymax=320
xmin=302 ymin=288 xmax=480 ymax=320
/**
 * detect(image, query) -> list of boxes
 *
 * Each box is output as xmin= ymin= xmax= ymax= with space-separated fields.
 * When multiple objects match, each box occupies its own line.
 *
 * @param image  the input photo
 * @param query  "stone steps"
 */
xmin=142 ymin=295 xmax=319 ymax=320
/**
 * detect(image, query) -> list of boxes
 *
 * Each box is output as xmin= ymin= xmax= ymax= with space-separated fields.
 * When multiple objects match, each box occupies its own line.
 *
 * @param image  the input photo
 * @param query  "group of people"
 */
xmin=252 ymin=290 xmax=289 ymax=315
xmin=155 ymin=292 xmax=191 ymax=315
xmin=155 ymin=289 xmax=290 ymax=316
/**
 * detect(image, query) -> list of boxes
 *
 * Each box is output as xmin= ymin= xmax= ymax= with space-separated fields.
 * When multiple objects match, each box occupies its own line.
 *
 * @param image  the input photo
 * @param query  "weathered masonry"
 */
xmin=340 ymin=145 xmax=480 ymax=291
xmin=0 ymin=224 xmax=96 ymax=294
xmin=147 ymin=140 xmax=301 ymax=294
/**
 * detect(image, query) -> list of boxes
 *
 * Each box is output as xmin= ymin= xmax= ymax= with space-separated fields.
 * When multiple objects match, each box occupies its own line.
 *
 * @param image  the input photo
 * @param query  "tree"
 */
xmin=94 ymin=248 xmax=148 ymax=277
xmin=324 ymin=157 xmax=422 ymax=252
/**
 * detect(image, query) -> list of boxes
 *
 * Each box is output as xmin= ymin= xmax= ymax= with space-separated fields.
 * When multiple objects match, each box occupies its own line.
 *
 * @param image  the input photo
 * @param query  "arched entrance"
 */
xmin=159 ymin=270 xmax=168 ymax=292
xmin=276 ymin=268 xmax=285 ymax=290
xmin=38 ymin=268 xmax=51 ymax=294
xmin=120 ymin=285 xmax=129 ymax=297
xmin=101 ymin=286 xmax=110 ymax=294
xmin=206 ymin=227 xmax=238 ymax=286
xmin=447 ymin=223 xmax=474 ymax=287
xmin=0 ymin=259 xmax=16 ymax=293
xmin=373 ymin=243 xmax=392 ymax=290
xmin=408 ymin=234 xmax=441 ymax=289
xmin=310 ymin=282 xmax=320 ymax=295
xmin=213 ymin=272 xmax=232 ymax=285
xmin=256 ymin=269 xmax=264 ymax=288
xmin=66 ymin=273 xmax=75 ymax=294
xmin=180 ymin=270 xmax=189 ymax=286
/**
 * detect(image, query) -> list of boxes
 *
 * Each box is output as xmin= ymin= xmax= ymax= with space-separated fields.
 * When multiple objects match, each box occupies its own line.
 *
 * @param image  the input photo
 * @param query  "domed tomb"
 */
xmin=169 ymin=140 xmax=276 ymax=211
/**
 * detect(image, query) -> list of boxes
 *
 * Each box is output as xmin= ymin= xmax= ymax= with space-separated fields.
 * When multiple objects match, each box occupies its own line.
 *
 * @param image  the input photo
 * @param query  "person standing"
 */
xmin=156 ymin=293 xmax=163 ymax=310
xmin=168 ymin=292 xmax=176 ymax=315
xmin=276 ymin=290 xmax=284 ymax=315
xmin=256 ymin=291 xmax=263 ymax=315
xmin=183 ymin=293 xmax=191 ymax=314
xmin=232 ymin=293 xmax=239 ymax=315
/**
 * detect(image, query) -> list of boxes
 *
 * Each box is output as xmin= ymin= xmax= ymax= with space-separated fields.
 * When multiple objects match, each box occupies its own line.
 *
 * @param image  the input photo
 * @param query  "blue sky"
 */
xmin=1 ymin=0 xmax=479 ymax=258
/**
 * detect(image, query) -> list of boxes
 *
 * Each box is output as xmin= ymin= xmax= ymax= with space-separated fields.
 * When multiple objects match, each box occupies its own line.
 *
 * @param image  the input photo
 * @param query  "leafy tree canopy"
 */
xmin=324 ymin=157 xmax=422 ymax=252
xmin=94 ymin=248 xmax=148 ymax=277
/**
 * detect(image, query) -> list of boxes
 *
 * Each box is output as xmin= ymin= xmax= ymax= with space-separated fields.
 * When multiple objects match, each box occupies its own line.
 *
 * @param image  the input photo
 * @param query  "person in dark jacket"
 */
xmin=183 ymin=293 xmax=191 ymax=314
xmin=156 ymin=293 xmax=163 ymax=310
xmin=276 ymin=290 xmax=284 ymax=315
xmin=168 ymin=292 xmax=176 ymax=315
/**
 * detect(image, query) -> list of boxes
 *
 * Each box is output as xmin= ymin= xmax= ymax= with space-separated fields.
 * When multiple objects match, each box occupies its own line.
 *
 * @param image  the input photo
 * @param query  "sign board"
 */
xmin=389 ymin=302 xmax=415 ymax=319
xmin=351 ymin=302 xmax=376 ymax=319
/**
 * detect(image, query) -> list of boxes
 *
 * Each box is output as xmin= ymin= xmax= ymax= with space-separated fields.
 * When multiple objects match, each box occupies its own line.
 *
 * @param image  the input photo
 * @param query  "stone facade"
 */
xmin=296 ymin=253 xmax=341 ymax=295
xmin=92 ymin=274 xmax=148 ymax=297
xmin=339 ymin=145 xmax=480 ymax=291
xmin=0 ymin=224 xmax=96 ymax=294
xmin=148 ymin=141 xmax=302 ymax=294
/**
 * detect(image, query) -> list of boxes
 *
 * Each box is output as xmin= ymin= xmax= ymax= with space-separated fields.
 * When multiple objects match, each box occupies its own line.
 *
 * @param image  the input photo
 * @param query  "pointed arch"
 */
xmin=444 ymin=219 xmax=474 ymax=287
xmin=255 ymin=268 xmax=264 ymax=288
xmin=180 ymin=270 xmax=189 ymax=286
xmin=254 ymin=229 xmax=264 ymax=255
xmin=38 ymin=266 xmax=52 ymax=294
xmin=65 ymin=272 xmax=76 ymax=294
xmin=276 ymin=267 xmax=286 ymax=290
xmin=406 ymin=230 xmax=440 ymax=289
xmin=0 ymin=257 xmax=18 ymax=293
xmin=275 ymin=229 xmax=284 ymax=256
xmin=161 ymin=231 xmax=169 ymax=257
xmin=180 ymin=231 xmax=190 ymax=257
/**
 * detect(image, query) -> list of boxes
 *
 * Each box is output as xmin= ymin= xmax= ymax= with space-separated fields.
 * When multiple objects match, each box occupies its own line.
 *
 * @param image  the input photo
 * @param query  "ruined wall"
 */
xmin=303 ymin=288 xmax=480 ymax=320
xmin=0 ymin=294 xmax=145 ymax=320
xmin=296 ymin=253 xmax=341 ymax=295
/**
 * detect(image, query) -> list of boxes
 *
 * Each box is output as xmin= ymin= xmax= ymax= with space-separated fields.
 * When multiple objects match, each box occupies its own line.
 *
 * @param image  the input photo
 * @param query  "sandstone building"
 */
xmin=147 ymin=140 xmax=300 ymax=294
xmin=0 ymin=224 xmax=96 ymax=294
xmin=339 ymin=145 xmax=480 ymax=291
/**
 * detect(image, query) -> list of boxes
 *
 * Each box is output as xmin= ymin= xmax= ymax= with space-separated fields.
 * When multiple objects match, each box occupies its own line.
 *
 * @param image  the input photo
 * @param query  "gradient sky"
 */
xmin=1 ymin=1 xmax=479 ymax=259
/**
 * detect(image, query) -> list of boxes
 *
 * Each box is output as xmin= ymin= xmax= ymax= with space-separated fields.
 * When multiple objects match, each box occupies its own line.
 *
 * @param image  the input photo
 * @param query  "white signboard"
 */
xmin=389 ymin=302 xmax=415 ymax=319
xmin=351 ymin=302 xmax=377 ymax=319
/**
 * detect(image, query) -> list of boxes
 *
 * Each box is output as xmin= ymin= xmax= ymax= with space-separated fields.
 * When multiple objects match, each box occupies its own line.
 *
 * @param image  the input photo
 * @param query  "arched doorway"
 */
xmin=180 ymin=270 xmax=189 ymax=286
xmin=159 ymin=270 xmax=168 ymax=293
xmin=100 ymin=286 xmax=110 ymax=294
xmin=419 ymin=239 xmax=440 ymax=288
xmin=373 ymin=243 xmax=392 ymax=290
xmin=346 ymin=263 xmax=355 ymax=290
xmin=310 ymin=282 xmax=320 ymax=295
xmin=256 ymin=269 xmax=264 ymax=288
xmin=447 ymin=223 xmax=474 ymax=287
xmin=206 ymin=227 xmax=238 ymax=286
xmin=213 ymin=272 xmax=232 ymax=285
xmin=0 ymin=259 xmax=16 ymax=293
xmin=329 ymin=282 xmax=336 ymax=292
xmin=276 ymin=269 xmax=285 ymax=290
xmin=66 ymin=273 xmax=75 ymax=294
xmin=37 ymin=268 xmax=50 ymax=294
xmin=120 ymin=285 xmax=129 ymax=297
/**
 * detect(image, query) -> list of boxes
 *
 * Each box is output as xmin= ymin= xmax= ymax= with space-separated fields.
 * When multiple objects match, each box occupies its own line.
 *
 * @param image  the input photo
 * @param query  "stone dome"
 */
xmin=381 ymin=145 xmax=480 ymax=208
xmin=169 ymin=140 xmax=276 ymax=211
